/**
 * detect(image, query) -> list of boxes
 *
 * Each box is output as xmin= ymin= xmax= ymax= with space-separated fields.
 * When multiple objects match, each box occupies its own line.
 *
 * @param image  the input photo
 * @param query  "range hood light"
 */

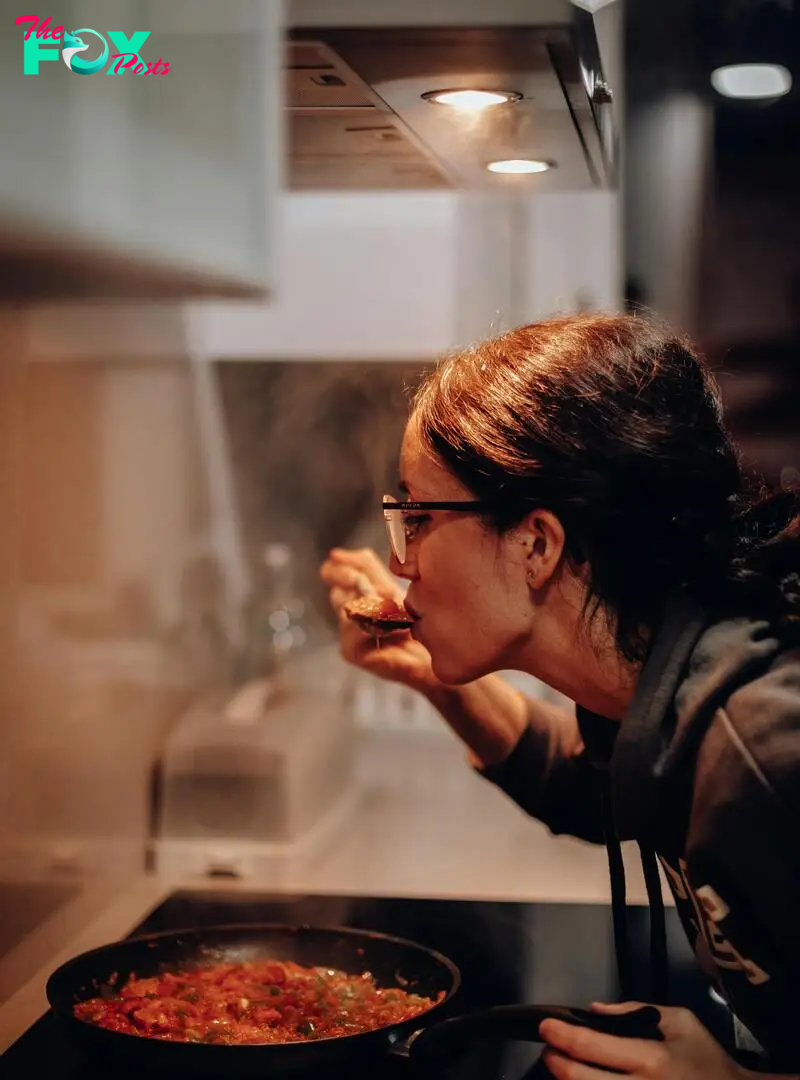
xmin=487 ymin=158 xmax=553 ymax=174
xmin=710 ymin=64 xmax=792 ymax=100
xmin=422 ymin=89 xmax=522 ymax=111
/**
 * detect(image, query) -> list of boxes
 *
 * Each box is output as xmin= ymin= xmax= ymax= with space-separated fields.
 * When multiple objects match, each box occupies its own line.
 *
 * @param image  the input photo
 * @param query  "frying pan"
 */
xmin=46 ymin=923 xmax=663 ymax=1075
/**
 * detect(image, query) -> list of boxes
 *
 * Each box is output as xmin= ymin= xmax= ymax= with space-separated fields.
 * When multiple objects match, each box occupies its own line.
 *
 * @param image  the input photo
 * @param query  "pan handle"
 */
xmin=406 ymin=1004 xmax=663 ymax=1064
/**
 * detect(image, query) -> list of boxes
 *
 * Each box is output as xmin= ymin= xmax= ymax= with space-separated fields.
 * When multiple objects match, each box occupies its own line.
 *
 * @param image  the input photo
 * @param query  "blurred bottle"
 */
xmin=238 ymin=542 xmax=309 ymax=684
xmin=171 ymin=553 xmax=232 ymax=691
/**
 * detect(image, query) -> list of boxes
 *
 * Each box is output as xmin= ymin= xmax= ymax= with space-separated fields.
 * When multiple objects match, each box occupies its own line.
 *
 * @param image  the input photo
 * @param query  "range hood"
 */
xmin=0 ymin=0 xmax=617 ymax=300
xmin=287 ymin=3 xmax=618 ymax=191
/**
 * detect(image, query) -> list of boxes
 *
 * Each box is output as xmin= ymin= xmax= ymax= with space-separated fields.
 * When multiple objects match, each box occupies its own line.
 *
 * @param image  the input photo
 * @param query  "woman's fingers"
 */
xmin=539 ymin=1020 xmax=666 ymax=1075
xmin=321 ymin=563 xmax=373 ymax=608
xmin=330 ymin=585 xmax=359 ymax=613
xmin=319 ymin=547 xmax=432 ymax=685
xmin=321 ymin=548 xmax=402 ymax=604
xmin=320 ymin=561 xmax=362 ymax=591
xmin=330 ymin=547 xmax=399 ymax=588
xmin=541 ymin=1049 xmax=614 ymax=1080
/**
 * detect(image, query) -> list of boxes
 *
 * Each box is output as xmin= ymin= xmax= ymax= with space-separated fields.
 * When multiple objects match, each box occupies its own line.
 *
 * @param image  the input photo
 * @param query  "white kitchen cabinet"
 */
xmin=0 ymin=0 xmax=283 ymax=298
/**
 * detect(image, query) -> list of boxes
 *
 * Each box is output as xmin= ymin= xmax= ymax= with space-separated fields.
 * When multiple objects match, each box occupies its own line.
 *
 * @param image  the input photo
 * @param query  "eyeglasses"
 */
xmin=382 ymin=494 xmax=490 ymax=564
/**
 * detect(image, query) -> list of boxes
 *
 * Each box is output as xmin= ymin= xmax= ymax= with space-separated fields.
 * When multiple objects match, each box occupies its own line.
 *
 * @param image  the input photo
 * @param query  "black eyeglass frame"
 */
xmin=381 ymin=496 xmax=493 ymax=564
xmin=382 ymin=500 xmax=491 ymax=512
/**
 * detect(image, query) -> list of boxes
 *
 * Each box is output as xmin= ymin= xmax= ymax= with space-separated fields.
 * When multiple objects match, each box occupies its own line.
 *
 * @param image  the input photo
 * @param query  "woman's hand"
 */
xmin=319 ymin=547 xmax=436 ymax=691
xmin=539 ymin=1003 xmax=748 ymax=1080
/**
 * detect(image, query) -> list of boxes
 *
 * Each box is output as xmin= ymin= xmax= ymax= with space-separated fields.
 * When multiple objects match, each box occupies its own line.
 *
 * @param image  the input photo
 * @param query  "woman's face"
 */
xmin=391 ymin=424 xmax=552 ymax=685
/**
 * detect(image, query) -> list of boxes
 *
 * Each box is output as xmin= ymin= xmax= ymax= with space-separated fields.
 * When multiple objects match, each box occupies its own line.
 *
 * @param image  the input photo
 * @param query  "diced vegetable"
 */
xmin=73 ymin=958 xmax=442 ymax=1046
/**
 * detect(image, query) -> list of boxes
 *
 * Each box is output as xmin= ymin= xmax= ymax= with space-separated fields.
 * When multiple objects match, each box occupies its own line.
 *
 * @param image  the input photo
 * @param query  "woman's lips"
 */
xmin=404 ymin=598 xmax=421 ymax=620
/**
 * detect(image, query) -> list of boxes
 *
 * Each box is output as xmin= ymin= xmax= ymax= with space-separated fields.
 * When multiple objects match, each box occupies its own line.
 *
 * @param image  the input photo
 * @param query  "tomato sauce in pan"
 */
xmin=74 ymin=958 xmax=442 ymax=1045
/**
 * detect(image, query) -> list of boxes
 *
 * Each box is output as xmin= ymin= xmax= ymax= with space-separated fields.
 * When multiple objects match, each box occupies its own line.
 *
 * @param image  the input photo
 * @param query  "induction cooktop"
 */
xmin=0 ymin=889 xmax=732 ymax=1080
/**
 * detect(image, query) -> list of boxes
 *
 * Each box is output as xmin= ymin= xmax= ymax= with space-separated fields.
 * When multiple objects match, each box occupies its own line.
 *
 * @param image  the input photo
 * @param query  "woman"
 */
xmin=320 ymin=313 xmax=800 ymax=1078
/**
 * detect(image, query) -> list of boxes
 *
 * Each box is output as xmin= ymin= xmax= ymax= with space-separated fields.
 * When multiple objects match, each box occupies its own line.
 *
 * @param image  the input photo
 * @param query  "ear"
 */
xmin=520 ymin=509 xmax=567 ymax=589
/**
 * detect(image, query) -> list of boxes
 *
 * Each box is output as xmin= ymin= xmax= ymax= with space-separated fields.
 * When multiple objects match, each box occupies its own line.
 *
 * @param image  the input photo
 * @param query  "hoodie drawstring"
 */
xmin=603 ymin=780 xmax=670 ymax=1005
xmin=602 ymin=782 xmax=633 ymax=1000
xmin=640 ymin=845 xmax=670 ymax=1004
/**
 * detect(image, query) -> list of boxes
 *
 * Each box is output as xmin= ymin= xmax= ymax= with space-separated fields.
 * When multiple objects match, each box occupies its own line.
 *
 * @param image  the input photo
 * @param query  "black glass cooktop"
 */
xmin=0 ymin=889 xmax=733 ymax=1080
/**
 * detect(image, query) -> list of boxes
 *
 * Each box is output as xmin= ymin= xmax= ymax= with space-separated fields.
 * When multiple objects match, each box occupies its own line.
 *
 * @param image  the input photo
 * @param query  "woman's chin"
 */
xmin=430 ymin=653 xmax=486 ymax=687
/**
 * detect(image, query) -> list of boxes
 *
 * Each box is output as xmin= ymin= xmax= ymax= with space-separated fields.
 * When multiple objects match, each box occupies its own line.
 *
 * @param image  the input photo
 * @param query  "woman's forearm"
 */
xmin=421 ymin=673 xmax=575 ymax=768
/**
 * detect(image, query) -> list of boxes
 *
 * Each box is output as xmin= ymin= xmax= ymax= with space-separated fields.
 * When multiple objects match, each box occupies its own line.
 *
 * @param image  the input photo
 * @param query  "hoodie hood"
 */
xmin=609 ymin=593 xmax=787 ymax=843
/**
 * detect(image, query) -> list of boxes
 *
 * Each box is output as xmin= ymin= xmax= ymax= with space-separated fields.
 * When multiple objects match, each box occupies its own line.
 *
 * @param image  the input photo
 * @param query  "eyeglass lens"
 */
xmin=382 ymin=495 xmax=406 ymax=564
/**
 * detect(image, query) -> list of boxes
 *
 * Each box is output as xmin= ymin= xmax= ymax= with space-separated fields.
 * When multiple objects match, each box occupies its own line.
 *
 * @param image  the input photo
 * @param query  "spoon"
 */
xmin=343 ymin=573 xmax=414 ymax=639
xmin=343 ymin=595 xmax=415 ymax=637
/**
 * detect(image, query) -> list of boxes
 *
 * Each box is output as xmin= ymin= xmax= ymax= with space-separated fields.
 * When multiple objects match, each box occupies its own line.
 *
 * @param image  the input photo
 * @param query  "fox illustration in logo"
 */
xmin=61 ymin=28 xmax=109 ymax=74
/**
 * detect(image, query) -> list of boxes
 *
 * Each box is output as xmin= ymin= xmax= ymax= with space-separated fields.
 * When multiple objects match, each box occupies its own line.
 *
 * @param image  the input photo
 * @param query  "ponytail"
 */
xmin=729 ymin=486 xmax=800 ymax=620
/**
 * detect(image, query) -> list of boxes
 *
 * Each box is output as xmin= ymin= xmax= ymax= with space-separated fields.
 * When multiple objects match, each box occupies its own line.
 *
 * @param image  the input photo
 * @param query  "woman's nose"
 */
xmin=388 ymin=548 xmax=416 ymax=581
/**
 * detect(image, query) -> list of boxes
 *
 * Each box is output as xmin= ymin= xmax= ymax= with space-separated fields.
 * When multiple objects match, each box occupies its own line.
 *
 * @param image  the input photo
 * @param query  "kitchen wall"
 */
xmin=187 ymin=189 xmax=622 ymax=361
xmin=625 ymin=93 xmax=712 ymax=336
xmin=0 ymin=304 xmax=218 ymax=880
xmin=702 ymin=190 xmax=800 ymax=345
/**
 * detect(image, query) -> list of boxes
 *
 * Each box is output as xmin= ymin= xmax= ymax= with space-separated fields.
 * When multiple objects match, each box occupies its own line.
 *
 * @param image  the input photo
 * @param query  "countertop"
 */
xmin=0 ymin=728 xmax=672 ymax=1054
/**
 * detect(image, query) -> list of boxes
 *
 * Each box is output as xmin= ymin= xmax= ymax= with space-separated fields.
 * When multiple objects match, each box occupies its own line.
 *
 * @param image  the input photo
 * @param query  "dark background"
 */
xmin=626 ymin=0 xmax=799 ymax=485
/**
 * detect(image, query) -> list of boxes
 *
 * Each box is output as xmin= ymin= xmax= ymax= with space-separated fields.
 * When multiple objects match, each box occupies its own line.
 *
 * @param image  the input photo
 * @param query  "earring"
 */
xmin=526 ymin=552 xmax=538 ymax=590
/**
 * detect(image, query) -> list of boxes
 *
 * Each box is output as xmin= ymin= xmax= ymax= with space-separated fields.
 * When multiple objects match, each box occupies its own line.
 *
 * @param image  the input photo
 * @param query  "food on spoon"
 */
xmin=73 ymin=958 xmax=441 ymax=1044
xmin=344 ymin=596 xmax=414 ymax=636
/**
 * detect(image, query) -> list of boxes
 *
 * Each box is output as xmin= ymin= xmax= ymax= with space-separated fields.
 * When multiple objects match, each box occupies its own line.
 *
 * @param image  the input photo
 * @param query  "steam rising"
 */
xmin=215 ymin=360 xmax=428 ymax=622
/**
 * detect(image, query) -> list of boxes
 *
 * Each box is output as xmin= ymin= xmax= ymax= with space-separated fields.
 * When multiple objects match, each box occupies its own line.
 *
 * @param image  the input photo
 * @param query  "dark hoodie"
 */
xmin=480 ymin=594 xmax=800 ymax=1071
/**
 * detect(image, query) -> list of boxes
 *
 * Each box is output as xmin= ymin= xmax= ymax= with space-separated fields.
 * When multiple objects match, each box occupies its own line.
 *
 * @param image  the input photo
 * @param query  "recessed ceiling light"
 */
xmin=422 ymin=89 xmax=522 ymax=111
xmin=487 ymin=159 xmax=553 ymax=174
xmin=710 ymin=64 xmax=792 ymax=100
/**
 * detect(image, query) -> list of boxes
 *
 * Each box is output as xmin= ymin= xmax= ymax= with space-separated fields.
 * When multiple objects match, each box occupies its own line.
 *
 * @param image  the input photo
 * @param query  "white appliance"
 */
xmin=152 ymin=647 xmax=360 ymax=882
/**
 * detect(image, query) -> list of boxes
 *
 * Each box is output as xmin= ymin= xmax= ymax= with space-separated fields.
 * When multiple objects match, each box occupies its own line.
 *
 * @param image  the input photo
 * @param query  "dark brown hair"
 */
xmin=411 ymin=313 xmax=799 ymax=661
